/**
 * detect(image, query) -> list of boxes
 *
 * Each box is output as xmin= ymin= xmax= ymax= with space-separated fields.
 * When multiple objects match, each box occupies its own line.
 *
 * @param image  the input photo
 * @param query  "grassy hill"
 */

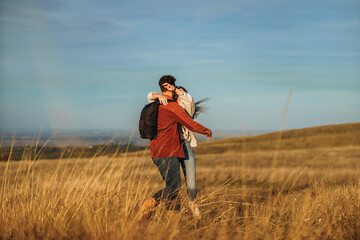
xmin=194 ymin=122 xmax=360 ymax=155
xmin=1 ymin=123 xmax=359 ymax=239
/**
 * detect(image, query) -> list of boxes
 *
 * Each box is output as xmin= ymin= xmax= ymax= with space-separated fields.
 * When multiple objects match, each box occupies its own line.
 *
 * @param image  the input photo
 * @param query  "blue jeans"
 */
xmin=152 ymin=156 xmax=181 ymax=202
xmin=179 ymin=140 xmax=197 ymax=201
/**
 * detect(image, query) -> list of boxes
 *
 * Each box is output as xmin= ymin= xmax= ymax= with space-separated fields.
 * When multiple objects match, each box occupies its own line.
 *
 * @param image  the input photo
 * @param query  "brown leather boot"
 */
xmin=139 ymin=197 xmax=157 ymax=220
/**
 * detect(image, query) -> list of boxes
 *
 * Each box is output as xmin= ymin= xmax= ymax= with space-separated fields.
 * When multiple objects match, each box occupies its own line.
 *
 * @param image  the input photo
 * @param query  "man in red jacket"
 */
xmin=140 ymin=75 xmax=212 ymax=218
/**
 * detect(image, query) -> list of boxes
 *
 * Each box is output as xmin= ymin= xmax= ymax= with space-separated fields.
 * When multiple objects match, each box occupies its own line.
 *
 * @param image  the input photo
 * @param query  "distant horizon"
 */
xmin=1 ymin=121 xmax=358 ymax=133
xmin=0 ymin=127 xmax=272 ymax=132
xmin=0 ymin=121 xmax=358 ymax=148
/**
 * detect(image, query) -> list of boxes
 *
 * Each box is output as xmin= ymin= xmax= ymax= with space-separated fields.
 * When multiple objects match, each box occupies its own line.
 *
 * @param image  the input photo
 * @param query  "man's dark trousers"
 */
xmin=152 ymin=156 xmax=181 ymax=202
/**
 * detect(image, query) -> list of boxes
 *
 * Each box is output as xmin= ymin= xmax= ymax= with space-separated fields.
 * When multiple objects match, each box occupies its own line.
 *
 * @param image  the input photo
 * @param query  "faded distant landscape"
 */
xmin=0 ymin=128 xmax=270 ymax=160
xmin=0 ymin=129 xmax=270 ymax=147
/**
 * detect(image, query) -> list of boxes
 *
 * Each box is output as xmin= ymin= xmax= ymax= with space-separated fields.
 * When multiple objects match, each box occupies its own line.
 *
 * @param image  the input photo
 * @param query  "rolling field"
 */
xmin=1 ymin=123 xmax=360 ymax=239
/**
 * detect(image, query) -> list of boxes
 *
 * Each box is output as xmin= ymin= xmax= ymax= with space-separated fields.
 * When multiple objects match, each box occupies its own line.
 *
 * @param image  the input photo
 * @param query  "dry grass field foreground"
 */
xmin=1 ymin=123 xmax=360 ymax=239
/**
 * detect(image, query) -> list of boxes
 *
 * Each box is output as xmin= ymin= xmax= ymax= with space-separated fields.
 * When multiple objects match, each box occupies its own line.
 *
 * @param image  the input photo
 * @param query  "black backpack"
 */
xmin=139 ymin=99 xmax=174 ymax=140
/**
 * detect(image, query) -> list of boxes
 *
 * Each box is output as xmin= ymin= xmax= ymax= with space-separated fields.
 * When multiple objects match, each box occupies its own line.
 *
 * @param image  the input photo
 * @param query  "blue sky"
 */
xmin=1 ymin=0 xmax=359 ymax=132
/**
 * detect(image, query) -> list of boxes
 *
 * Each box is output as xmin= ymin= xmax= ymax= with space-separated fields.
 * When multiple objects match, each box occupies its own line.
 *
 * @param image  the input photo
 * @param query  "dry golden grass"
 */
xmin=1 ymin=123 xmax=360 ymax=239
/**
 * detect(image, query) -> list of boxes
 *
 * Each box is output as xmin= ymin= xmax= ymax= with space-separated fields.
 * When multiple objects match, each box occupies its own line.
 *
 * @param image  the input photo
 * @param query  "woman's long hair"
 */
xmin=193 ymin=98 xmax=209 ymax=118
xmin=176 ymin=86 xmax=209 ymax=118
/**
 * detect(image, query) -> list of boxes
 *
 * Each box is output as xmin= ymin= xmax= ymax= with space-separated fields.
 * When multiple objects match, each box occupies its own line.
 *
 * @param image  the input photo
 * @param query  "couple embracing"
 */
xmin=139 ymin=75 xmax=212 ymax=219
